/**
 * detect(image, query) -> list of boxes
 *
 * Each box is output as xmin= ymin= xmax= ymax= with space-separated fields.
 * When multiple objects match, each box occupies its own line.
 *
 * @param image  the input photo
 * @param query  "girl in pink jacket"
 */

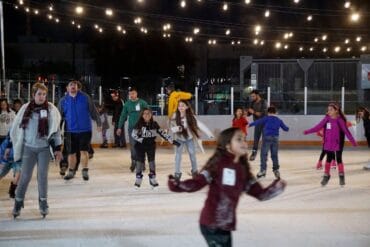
xmin=304 ymin=103 xmax=357 ymax=186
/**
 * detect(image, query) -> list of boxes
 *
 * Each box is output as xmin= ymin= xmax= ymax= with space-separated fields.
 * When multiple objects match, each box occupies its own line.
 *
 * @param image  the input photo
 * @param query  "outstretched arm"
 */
xmin=168 ymin=171 xmax=210 ymax=192
xmin=304 ymin=116 xmax=328 ymax=135
xmin=246 ymin=178 xmax=286 ymax=201
xmin=338 ymin=119 xmax=357 ymax=147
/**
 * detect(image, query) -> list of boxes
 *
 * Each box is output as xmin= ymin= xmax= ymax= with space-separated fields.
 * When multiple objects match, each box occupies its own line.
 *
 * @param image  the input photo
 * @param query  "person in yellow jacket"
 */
xmin=166 ymin=84 xmax=192 ymax=119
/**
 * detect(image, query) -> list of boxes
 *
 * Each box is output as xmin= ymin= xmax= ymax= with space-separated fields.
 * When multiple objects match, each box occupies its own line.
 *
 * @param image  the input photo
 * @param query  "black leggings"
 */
xmin=200 ymin=225 xmax=232 ymax=247
xmin=326 ymin=151 xmax=343 ymax=164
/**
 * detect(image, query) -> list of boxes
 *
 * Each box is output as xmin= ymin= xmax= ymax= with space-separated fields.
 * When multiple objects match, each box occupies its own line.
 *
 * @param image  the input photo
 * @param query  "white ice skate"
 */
xmin=149 ymin=177 xmax=159 ymax=189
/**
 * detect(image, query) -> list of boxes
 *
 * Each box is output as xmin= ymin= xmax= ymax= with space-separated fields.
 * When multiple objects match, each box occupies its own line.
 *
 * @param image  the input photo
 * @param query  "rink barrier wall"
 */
xmin=90 ymin=115 xmax=367 ymax=147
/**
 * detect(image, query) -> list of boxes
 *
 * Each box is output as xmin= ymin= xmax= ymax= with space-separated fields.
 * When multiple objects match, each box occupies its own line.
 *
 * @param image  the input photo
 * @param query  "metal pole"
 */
xmin=99 ymin=85 xmax=102 ymax=105
xmin=160 ymin=87 xmax=164 ymax=116
xmin=17 ymin=81 xmax=20 ymax=98
xmin=341 ymin=86 xmax=345 ymax=113
xmin=195 ymin=86 xmax=198 ymax=115
xmin=27 ymin=82 xmax=31 ymax=102
xmin=230 ymin=87 xmax=234 ymax=115
xmin=267 ymin=86 xmax=271 ymax=107
xmin=0 ymin=1 xmax=5 ymax=95
xmin=52 ymin=83 xmax=56 ymax=104
xmin=304 ymin=86 xmax=307 ymax=115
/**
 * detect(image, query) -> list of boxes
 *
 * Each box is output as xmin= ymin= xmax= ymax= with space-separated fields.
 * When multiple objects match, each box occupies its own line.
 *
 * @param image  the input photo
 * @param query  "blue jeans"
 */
xmin=252 ymin=123 xmax=264 ymax=153
xmin=260 ymin=135 xmax=279 ymax=172
xmin=175 ymin=138 xmax=197 ymax=174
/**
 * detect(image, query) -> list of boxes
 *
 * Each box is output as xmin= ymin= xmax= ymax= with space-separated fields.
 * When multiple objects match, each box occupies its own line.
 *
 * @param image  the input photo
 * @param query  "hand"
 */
xmin=54 ymin=151 xmax=62 ymax=162
xmin=303 ymin=130 xmax=308 ymax=135
xmin=172 ymin=140 xmax=181 ymax=147
xmin=3 ymin=148 xmax=10 ymax=160
xmin=116 ymin=129 xmax=122 ymax=136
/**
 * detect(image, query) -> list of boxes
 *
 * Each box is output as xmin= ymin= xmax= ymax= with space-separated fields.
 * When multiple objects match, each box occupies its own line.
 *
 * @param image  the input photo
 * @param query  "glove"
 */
xmin=172 ymin=140 xmax=181 ymax=147
xmin=260 ymin=179 xmax=286 ymax=201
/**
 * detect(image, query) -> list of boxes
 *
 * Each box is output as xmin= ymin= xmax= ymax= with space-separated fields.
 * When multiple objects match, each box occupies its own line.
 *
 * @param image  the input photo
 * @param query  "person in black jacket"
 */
xmin=356 ymin=106 xmax=370 ymax=170
xmin=111 ymin=91 xmax=126 ymax=148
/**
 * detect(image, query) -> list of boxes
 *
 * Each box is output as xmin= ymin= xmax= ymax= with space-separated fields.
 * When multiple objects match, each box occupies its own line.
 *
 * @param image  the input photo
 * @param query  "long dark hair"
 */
xmin=175 ymin=100 xmax=199 ymax=138
xmin=233 ymin=107 xmax=244 ymax=120
xmin=328 ymin=102 xmax=346 ymax=122
xmin=201 ymin=127 xmax=251 ymax=178
xmin=0 ymin=99 xmax=11 ymax=113
xmin=134 ymin=108 xmax=158 ymax=132
xmin=356 ymin=106 xmax=370 ymax=123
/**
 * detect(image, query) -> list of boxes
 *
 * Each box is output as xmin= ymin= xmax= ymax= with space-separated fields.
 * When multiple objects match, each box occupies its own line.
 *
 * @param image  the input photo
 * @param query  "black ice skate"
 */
xmin=12 ymin=200 xmax=24 ymax=219
xmin=149 ymin=177 xmax=159 ymax=188
xmin=339 ymin=173 xmax=345 ymax=186
xmin=321 ymin=174 xmax=330 ymax=186
xmin=249 ymin=150 xmax=257 ymax=161
xmin=39 ymin=198 xmax=49 ymax=218
xmin=59 ymin=161 xmax=68 ymax=176
xmin=273 ymin=170 xmax=281 ymax=180
xmin=82 ymin=168 xmax=89 ymax=181
xmin=174 ymin=172 xmax=182 ymax=182
xmin=64 ymin=169 xmax=76 ymax=180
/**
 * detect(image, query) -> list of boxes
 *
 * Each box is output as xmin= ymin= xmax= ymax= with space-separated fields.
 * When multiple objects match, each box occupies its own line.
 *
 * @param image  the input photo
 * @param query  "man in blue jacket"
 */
xmin=59 ymin=80 xmax=101 ymax=181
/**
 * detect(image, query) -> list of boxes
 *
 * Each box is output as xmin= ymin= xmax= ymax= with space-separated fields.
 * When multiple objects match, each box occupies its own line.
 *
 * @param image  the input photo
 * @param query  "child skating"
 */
xmin=304 ymin=102 xmax=357 ymax=186
xmin=232 ymin=107 xmax=248 ymax=141
xmin=249 ymin=106 xmax=289 ymax=179
xmin=168 ymin=127 xmax=286 ymax=247
xmin=170 ymin=100 xmax=214 ymax=181
xmin=132 ymin=108 xmax=179 ymax=188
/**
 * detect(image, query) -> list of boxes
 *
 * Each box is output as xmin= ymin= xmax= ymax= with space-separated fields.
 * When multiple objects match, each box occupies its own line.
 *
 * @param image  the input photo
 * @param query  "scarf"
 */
xmin=20 ymin=100 xmax=49 ymax=137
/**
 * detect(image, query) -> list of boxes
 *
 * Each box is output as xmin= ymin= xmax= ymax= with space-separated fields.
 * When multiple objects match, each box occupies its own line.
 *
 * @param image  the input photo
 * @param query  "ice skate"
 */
xmin=100 ymin=141 xmax=108 ymax=148
xmin=12 ymin=200 xmax=24 ymax=219
xmin=339 ymin=173 xmax=345 ymax=186
xmin=257 ymin=170 xmax=266 ymax=179
xmin=39 ymin=198 xmax=49 ymax=218
xmin=8 ymin=182 xmax=17 ymax=199
xmin=134 ymin=176 xmax=143 ymax=188
xmin=149 ymin=176 xmax=159 ymax=189
xmin=64 ymin=169 xmax=76 ymax=180
xmin=59 ymin=161 xmax=68 ymax=176
xmin=174 ymin=172 xmax=182 ymax=182
xmin=363 ymin=163 xmax=370 ymax=170
xmin=273 ymin=170 xmax=281 ymax=179
xmin=321 ymin=174 xmax=330 ymax=186
xmin=82 ymin=168 xmax=89 ymax=181
xmin=249 ymin=150 xmax=257 ymax=161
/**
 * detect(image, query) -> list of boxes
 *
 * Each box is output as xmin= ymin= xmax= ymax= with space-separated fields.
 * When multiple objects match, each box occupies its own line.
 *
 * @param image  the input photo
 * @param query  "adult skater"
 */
xmin=356 ymin=106 xmax=370 ymax=170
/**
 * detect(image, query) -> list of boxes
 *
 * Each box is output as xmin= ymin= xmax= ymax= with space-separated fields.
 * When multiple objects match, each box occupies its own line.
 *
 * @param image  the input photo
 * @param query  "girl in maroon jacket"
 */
xmin=168 ymin=127 xmax=286 ymax=247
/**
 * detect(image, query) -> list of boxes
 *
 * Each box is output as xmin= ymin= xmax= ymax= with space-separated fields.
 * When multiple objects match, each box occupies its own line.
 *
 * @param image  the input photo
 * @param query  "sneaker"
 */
xmin=257 ymin=170 xmax=266 ymax=179
xmin=316 ymin=161 xmax=323 ymax=170
xmin=273 ymin=170 xmax=280 ymax=179
xmin=39 ymin=198 xmax=49 ymax=218
xmin=64 ymin=169 xmax=76 ymax=180
xmin=321 ymin=174 xmax=331 ymax=186
xmin=12 ymin=200 xmax=24 ymax=218
xmin=149 ymin=177 xmax=159 ymax=187
xmin=249 ymin=151 xmax=257 ymax=161
xmin=339 ymin=173 xmax=345 ymax=186
xmin=8 ymin=182 xmax=17 ymax=199
xmin=135 ymin=176 xmax=143 ymax=188
xmin=82 ymin=168 xmax=89 ymax=181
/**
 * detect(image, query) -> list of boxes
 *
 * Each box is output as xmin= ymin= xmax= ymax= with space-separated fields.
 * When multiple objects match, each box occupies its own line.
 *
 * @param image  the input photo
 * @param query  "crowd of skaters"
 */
xmin=0 ymin=80 xmax=369 ymax=246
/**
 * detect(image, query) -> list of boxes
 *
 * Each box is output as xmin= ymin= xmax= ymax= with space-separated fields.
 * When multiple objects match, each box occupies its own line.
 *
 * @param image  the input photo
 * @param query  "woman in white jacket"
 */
xmin=11 ymin=82 xmax=62 ymax=218
xmin=0 ymin=99 xmax=15 ymax=144
xmin=171 ymin=100 xmax=214 ymax=181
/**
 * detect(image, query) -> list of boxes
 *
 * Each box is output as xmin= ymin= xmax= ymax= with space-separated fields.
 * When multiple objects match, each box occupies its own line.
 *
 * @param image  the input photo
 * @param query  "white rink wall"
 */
xmin=91 ymin=115 xmax=366 ymax=145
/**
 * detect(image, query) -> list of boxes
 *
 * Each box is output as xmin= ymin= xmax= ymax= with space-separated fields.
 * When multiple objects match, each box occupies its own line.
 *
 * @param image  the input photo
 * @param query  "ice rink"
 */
xmin=1 ymin=147 xmax=370 ymax=247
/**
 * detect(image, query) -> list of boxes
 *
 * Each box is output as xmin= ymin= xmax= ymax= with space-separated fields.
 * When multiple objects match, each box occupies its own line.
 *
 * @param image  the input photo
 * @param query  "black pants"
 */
xmin=135 ymin=143 xmax=155 ymax=163
xmin=326 ymin=151 xmax=343 ymax=163
xmin=200 ymin=225 xmax=232 ymax=247
xmin=114 ymin=125 xmax=126 ymax=147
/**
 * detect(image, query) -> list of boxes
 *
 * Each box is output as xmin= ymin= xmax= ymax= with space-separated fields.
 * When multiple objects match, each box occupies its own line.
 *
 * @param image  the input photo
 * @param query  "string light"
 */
xmin=105 ymin=8 xmax=113 ymax=17
xmin=253 ymin=39 xmax=259 ymax=45
xmin=18 ymin=0 xmax=24 ymax=5
xmin=361 ymin=46 xmax=367 ymax=52
xmin=260 ymin=40 xmax=264 ymax=46
xmin=265 ymin=10 xmax=270 ymax=18
xmin=346 ymin=47 xmax=351 ymax=52
xmin=334 ymin=46 xmax=341 ymax=53
xmin=222 ymin=3 xmax=228 ymax=11
xmin=134 ymin=17 xmax=142 ymax=24
xmin=307 ymin=15 xmax=312 ymax=21
xmin=180 ymin=0 xmax=186 ymax=8
xmin=77 ymin=24 xmax=81 ymax=29
xmin=310 ymin=47 xmax=314 ymax=52
xmin=193 ymin=27 xmax=200 ymax=35
xmin=356 ymin=36 xmax=361 ymax=42
xmin=255 ymin=25 xmax=261 ymax=35
xmin=94 ymin=24 xmax=99 ymax=29
xmin=237 ymin=40 xmax=241 ymax=45
xmin=99 ymin=28 xmax=103 ymax=33
xmin=245 ymin=0 xmax=251 ymax=4
xmin=344 ymin=38 xmax=350 ymax=44
xmin=321 ymin=34 xmax=327 ymax=41
xmin=299 ymin=46 xmax=304 ymax=51
xmin=185 ymin=37 xmax=193 ymax=42
xmin=117 ymin=25 xmax=122 ymax=31
xmin=284 ymin=44 xmax=289 ymax=49
xmin=350 ymin=13 xmax=360 ymax=22
xmin=14 ymin=5 xmax=19 ymax=9
xmin=48 ymin=5 xmax=53 ymax=11
xmin=344 ymin=1 xmax=351 ymax=8
xmin=47 ymin=14 xmax=53 ymax=20
xmin=225 ymin=29 xmax=230 ymax=35
xmin=34 ymin=9 xmax=39 ymax=15
xmin=275 ymin=42 xmax=281 ymax=49
xmin=314 ymin=37 xmax=318 ymax=42
xmin=208 ymin=39 xmax=217 ymax=45
xmin=294 ymin=0 xmax=300 ymax=3
xmin=25 ymin=7 xmax=30 ymax=13
xmin=75 ymin=6 xmax=84 ymax=15
xmin=55 ymin=18 xmax=59 ymax=23
xmin=231 ymin=40 xmax=235 ymax=45
xmin=322 ymin=47 xmax=327 ymax=52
